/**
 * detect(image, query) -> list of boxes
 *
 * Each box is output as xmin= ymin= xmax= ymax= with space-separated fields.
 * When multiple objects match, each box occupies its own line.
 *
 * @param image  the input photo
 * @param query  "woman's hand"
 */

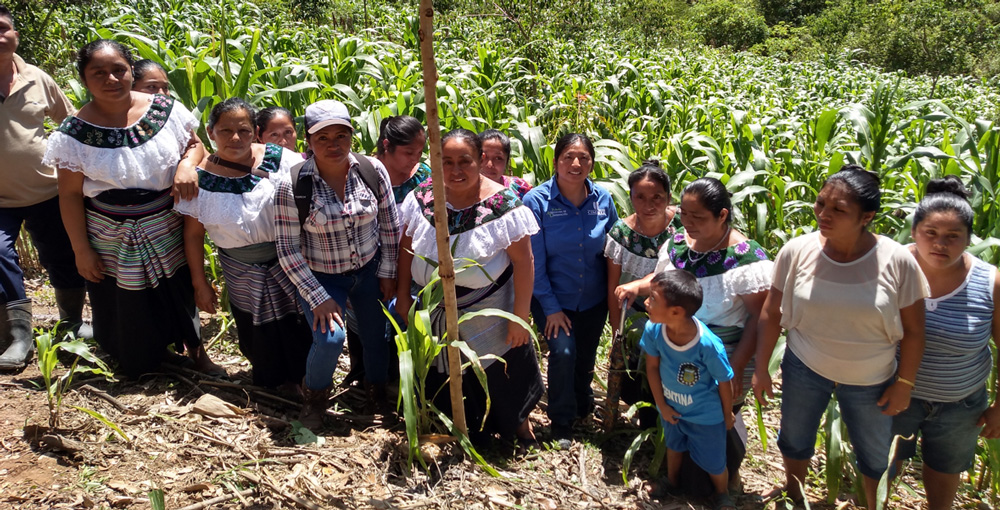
xmin=172 ymin=159 xmax=199 ymax=202
xmin=311 ymin=298 xmax=344 ymax=333
xmin=379 ymin=277 xmax=396 ymax=302
xmin=877 ymin=380 xmax=913 ymax=416
xmin=614 ymin=281 xmax=640 ymax=308
xmin=752 ymin=368 xmax=774 ymax=406
xmin=506 ymin=320 xmax=531 ymax=348
xmin=75 ymin=247 xmax=105 ymax=283
xmin=979 ymin=404 xmax=1000 ymax=439
xmin=193 ymin=280 xmax=217 ymax=314
xmin=544 ymin=311 xmax=572 ymax=340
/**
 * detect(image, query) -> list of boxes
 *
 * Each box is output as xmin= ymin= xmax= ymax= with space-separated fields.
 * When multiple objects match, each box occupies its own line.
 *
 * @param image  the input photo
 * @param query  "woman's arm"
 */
xmin=57 ymin=169 xmax=103 ymax=282
xmin=273 ymin=178 xmax=339 ymax=332
xmin=877 ymin=299 xmax=925 ymax=415
xmin=979 ymin=268 xmax=1000 ymax=438
xmin=752 ymin=286 xmax=783 ymax=405
xmin=606 ymin=258 xmax=623 ymax=335
xmin=730 ymin=290 xmax=767 ymax=397
xmin=182 ymin=216 xmax=215 ymax=314
xmin=505 ymin=236 xmax=534 ymax=347
xmin=173 ymin=131 xmax=205 ymax=202
xmin=395 ymin=233 xmax=415 ymax=325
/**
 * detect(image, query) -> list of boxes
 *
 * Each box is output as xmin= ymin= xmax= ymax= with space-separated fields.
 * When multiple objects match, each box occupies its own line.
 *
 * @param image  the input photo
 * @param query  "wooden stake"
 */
xmin=418 ymin=0 xmax=467 ymax=434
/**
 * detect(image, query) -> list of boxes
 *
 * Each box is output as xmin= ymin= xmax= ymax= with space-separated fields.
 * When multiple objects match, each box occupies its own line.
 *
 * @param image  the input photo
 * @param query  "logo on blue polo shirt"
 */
xmin=586 ymin=201 xmax=606 ymax=216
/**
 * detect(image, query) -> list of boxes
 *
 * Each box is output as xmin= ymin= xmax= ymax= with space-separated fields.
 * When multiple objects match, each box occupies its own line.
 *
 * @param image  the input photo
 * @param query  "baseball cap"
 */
xmin=305 ymin=100 xmax=353 ymax=134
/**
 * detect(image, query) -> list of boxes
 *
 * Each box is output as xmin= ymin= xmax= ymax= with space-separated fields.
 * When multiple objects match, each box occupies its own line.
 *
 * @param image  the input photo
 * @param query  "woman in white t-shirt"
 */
xmin=752 ymin=165 xmax=928 ymax=509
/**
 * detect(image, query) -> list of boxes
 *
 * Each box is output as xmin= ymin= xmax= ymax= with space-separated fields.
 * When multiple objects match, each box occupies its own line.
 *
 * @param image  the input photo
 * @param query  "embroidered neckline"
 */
xmin=393 ymin=162 xmax=431 ymax=204
xmin=609 ymin=218 xmax=678 ymax=259
xmin=668 ymin=227 xmax=769 ymax=278
xmin=197 ymin=144 xmax=284 ymax=194
xmin=413 ymin=179 xmax=522 ymax=235
xmin=56 ymin=94 xmax=175 ymax=149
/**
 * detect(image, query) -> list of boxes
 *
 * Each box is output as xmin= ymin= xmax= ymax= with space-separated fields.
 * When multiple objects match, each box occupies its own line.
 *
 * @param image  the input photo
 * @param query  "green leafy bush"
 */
xmin=691 ymin=0 xmax=769 ymax=51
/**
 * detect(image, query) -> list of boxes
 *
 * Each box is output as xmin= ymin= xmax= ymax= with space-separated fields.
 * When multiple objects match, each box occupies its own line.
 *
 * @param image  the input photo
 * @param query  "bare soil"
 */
xmin=0 ymin=277 xmax=984 ymax=509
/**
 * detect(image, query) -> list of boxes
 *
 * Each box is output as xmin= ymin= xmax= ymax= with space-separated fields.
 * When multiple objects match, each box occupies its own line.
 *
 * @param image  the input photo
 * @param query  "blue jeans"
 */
xmin=777 ymin=349 xmax=893 ymax=480
xmin=892 ymin=386 xmax=989 ymax=474
xmin=0 ymin=197 xmax=84 ymax=304
xmin=298 ymin=259 xmax=388 ymax=390
xmin=532 ymin=298 xmax=608 ymax=427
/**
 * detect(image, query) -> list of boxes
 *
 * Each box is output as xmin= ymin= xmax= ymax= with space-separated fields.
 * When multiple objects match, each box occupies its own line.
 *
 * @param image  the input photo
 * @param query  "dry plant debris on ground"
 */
xmin=0 ymin=278 xmax=979 ymax=509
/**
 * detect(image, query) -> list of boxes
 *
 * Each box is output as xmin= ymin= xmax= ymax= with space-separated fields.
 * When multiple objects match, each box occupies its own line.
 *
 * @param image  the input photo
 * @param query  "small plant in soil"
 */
xmin=35 ymin=326 xmax=115 ymax=429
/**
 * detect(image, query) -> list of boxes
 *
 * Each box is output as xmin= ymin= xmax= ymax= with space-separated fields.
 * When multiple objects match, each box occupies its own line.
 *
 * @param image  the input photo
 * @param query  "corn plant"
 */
xmin=387 ymin=257 xmax=536 ymax=475
xmin=35 ymin=327 xmax=116 ymax=431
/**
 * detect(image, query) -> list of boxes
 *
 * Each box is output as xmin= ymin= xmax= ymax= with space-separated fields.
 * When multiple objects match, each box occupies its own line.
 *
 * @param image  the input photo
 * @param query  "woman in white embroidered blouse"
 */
xmin=395 ymin=129 xmax=542 ymax=444
xmin=753 ymin=165 xmax=928 ymax=509
xmin=176 ymin=98 xmax=311 ymax=391
xmin=43 ymin=39 xmax=223 ymax=378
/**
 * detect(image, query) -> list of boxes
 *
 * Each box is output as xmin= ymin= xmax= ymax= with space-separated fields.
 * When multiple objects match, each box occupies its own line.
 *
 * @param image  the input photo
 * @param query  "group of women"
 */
xmin=34 ymin=38 xmax=1000 ymax=509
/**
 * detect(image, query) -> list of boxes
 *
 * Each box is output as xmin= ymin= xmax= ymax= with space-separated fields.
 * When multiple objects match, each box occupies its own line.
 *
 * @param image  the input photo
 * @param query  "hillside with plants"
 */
xmin=2 ymin=0 xmax=1000 ymax=508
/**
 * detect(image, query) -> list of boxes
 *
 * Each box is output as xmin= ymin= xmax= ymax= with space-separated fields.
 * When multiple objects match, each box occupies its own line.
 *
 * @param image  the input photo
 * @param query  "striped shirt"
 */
xmin=274 ymin=154 xmax=400 ymax=309
xmin=913 ymin=256 xmax=995 ymax=402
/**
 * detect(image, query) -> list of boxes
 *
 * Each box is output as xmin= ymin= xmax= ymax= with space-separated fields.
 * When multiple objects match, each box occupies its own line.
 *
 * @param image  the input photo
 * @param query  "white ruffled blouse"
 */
xmin=42 ymin=94 xmax=199 ymax=197
xmin=654 ymin=232 xmax=774 ymax=328
xmin=400 ymin=182 xmax=539 ymax=289
xmin=174 ymin=144 xmax=299 ymax=249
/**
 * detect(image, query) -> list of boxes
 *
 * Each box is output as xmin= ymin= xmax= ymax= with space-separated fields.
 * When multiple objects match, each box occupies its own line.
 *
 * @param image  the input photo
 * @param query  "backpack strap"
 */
xmin=290 ymin=154 xmax=382 ymax=226
xmin=290 ymin=159 xmax=314 ymax=226
xmin=351 ymin=152 xmax=383 ymax=206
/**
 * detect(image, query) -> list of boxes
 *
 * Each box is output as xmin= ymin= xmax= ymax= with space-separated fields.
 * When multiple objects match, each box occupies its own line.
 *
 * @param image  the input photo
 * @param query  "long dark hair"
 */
xmin=376 ymin=115 xmax=425 ymax=155
xmin=76 ymin=39 xmax=134 ymax=82
xmin=208 ymin=97 xmax=257 ymax=131
xmin=682 ymin=177 xmax=732 ymax=224
xmin=914 ymin=176 xmax=973 ymax=235
xmin=628 ymin=160 xmax=670 ymax=196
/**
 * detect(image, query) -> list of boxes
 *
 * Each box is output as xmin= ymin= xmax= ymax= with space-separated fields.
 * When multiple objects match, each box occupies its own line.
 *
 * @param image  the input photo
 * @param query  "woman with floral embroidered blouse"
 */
xmin=43 ymin=39 xmax=222 ymax=378
xmin=604 ymin=160 xmax=678 ymax=334
xmin=616 ymin=177 xmax=772 ymax=494
xmin=396 ymin=129 xmax=542 ymax=444
xmin=176 ymin=98 xmax=311 ymax=391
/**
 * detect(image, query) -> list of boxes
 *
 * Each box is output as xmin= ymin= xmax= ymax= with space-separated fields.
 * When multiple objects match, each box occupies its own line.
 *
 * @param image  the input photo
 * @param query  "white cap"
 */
xmin=305 ymin=100 xmax=353 ymax=134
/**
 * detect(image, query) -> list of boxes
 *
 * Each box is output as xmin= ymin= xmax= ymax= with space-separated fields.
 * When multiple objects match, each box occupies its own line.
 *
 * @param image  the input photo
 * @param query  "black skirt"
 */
xmin=427 ymin=342 xmax=544 ymax=441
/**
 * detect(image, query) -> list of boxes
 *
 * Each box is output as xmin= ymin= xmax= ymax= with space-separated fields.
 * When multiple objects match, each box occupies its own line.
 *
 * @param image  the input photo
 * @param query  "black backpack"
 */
xmin=290 ymin=153 xmax=382 ymax=225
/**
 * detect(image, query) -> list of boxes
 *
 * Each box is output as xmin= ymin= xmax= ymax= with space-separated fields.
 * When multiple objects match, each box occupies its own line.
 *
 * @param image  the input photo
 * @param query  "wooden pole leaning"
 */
xmin=417 ymin=0 xmax=467 ymax=435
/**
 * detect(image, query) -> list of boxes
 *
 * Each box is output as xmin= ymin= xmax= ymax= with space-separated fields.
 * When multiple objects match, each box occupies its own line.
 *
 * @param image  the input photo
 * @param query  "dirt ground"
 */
xmin=0 ymin=278 xmax=984 ymax=509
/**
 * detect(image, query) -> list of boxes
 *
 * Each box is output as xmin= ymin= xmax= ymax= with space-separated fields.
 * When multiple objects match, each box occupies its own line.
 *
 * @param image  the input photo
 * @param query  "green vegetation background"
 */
xmin=6 ymin=0 xmax=1000 ymax=502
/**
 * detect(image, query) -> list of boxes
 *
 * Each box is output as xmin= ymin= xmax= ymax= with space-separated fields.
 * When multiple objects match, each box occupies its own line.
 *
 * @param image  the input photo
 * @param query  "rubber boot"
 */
xmin=299 ymin=382 xmax=331 ymax=430
xmin=54 ymin=287 xmax=93 ymax=340
xmin=0 ymin=302 xmax=9 ymax=354
xmin=0 ymin=301 xmax=34 ymax=371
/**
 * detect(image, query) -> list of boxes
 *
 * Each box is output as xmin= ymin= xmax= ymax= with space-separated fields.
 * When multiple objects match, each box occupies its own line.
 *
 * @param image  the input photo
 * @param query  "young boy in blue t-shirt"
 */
xmin=640 ymin=270 xmax=735 ymax=509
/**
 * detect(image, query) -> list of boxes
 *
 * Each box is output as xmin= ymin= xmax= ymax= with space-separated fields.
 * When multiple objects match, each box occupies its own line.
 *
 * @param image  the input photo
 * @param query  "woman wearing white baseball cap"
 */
xmin=274 ymin=99 xmax=401 ymax=428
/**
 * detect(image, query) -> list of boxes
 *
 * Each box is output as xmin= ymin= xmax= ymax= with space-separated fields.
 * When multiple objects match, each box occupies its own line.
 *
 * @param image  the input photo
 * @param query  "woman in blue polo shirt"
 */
xmin=524 ymin=133 xmax=618 ymax=447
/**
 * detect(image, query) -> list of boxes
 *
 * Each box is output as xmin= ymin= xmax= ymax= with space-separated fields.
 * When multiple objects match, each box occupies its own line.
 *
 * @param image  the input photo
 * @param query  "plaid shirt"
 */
xmin=275 ymin=154 xmax=400 ymax=309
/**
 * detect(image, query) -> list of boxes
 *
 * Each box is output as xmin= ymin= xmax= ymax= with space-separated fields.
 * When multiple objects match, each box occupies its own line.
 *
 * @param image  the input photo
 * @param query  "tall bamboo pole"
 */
xmin=418 ymin=0 xmax=467 ymax=434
